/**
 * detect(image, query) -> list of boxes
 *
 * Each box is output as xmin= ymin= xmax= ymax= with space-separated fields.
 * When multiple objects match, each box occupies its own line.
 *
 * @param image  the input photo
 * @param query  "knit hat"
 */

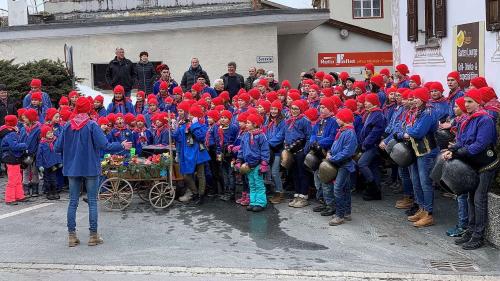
xmin=136 ymin=91 xmax=146 ymax=99
xmin=257 ymin=79 xmax=269 ymax=88
xmin=94 ymin=95 xmax=104 ymax=104
xmin=237 ymin=88 xmax=247 ymax=95
xmin=220 ymin=110 xmax=233 ymax=120
xmin=184 ymin=92 xmax=193 ymax=100
xmin=356 ymin=94 xmax=367 ymax=104
xmin=413 ymin=88 xmax=431 ymax=103
xmin=455 ymin=97 xmax=467 ymax=113
xmin=423 ymin=81 xmax=434 ymax=90
xmin=323 ymin=74 xmax=334 ymax=83
xmin=429 ymin=82 xmax=444 ymax=93
xmin=281 ymin=80 xmax=291 ymax=89
xmin=304 ymin=108 xmax=319 ymax=123
xmin=248 ymin=88 xmax=261 ymax=100
xmin=197 ymin=99 xmax=209 ymax=110
xmin=173 ymin=86 xmax=183 ymax=95
xmin=113 ymin=85 xmax=125 ymax=94
xmin=124 ymin=113 xmax=135 ymax=125
xmin=201 ymin=92 xmax=211 ymax=100
xmin=401 ymin=89 xmax=411 ymax=100
xmin=409 ymin=75 xmax=421 ymax=86
xmin=135 ymin=114 xmax=146 ymax=123
xmin=309 ymin=84 xmax=320 ymax=93
xmin=339 ymin=71 xmax=349 ymax=81
xmin=97 ymin=117 xmax=109 ymax=126
xmin=60 ymin=109 xmax=72 ymax=122
xmin=191 ymin=83 xmax=203 ymax=93
xmin=395 ymin=64 xmax=409 ymax=75
xmin=247 ymin=113 xmax=264 ymax=127
xmin=288 ymin=90 xmax=301 ymax=101
xmin=320 ymin=98 xmax=336 ymax=112
xmin=237 ymin=112 xmax=249 ymax=122
xmin=59 ymin=96 xmax=69 ymax=106
xmin=344 ymin=99 xmax=357 ymax=112
xmin=247 ymin=108 xmax=259 ymax=116
xmin=291 ymin=100 xmax=305 ymax=113
xmin=40 ymin=125 xmax=53 ymax=139
xmin=177 ymin=101 xmax=190 ymax=112
xmin=303 ymin=79 xmax=315 ymax=86
xmin=336 ymin=108 xmax=354 ymax=124
xmin=31 ymin=92 xmax=42 ymax=101
xmin=156 ymin=64 xmax=168 ymax=73
xmin=480 ymin=87 xmax=497 ymax=103
xmin=45 ymin=108 xmax=58 ymax=122
xmin=379 ymin=68 xmax=390 ymax=77
xmin=30 ymin=79 xmax=42 ymax=88
xmin=75 ymin=97 xmax=91 ymax=113
xmin=470 ymin=77 xmax=488 ymax=89
xmin=277 ymin=89 xmax=287 ymax=97
xmin=322 ymin=88 xmax=334 ymax=97
xmin=164 ymin=96 xmax=174 ymax=104
xmin=465 ymin=89 xmax=484 ymax=105
xmin=447 ymin=71 xmax=461 ymax=82
xmin=386 ymin=87 xmax=397 ymax=95
xmin=353 ymin=81 xmax=365 ymax=90
xmin=25 ymin=108 xmax=38 ymax=122
xmin=189 ymin=105 xmax=204 ymax=118
xmin=266 ymin=91 xmax=278 ymax=103
xmin=68 ymin=90 xmax=79 ymax=100
xmin=212 ymin=97 xmax=224 ymax=106
xmin=364 ymin=63 xmax=375 ymax=73
xmin=219 ymin=91 xmax=230 ymax=102
xmin=315 ymin=71 xmax=325 ymax=80
xmin=159 ymin=81 xmax=168 ymax=90
xmin=207 ymin=110 xmax=220 ymax=122
xmin=4 ymin=115 xmax=17 ymax=127
xmin=239 ymin=93 xmax=251 ymax=103
xmin=271 ymin=100 xmax=283 ymax=111
xmin=365 ymin=93 xmax=380 ymax=106
xmin=370 ymin=75 xmax=384 ymax=88
xmin=331 ymin=95 xmax=343 ymax=108
xmin=147 ymin=96 xmax=158 ymax=105
xmin=258 ymin=100 xmax=271 ymax=113
xmin=333 ymin=85 xmax=344 ymax=94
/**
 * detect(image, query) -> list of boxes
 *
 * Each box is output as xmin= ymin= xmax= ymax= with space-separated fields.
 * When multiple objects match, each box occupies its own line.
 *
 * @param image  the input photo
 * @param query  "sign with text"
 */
xmin=318 ymin=52 xmax=393 ymax=67
xmin=256 ymin=56 xmax=274 ymax=63
xmin=454 ymin=22 xmax=484 ymax=88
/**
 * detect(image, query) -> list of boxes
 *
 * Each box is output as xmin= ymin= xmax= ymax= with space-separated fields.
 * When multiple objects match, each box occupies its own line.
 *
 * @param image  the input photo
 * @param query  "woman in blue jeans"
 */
xmin=56 ymin=97 xmax=131 ymax=247
xmin=265 ymin=100 xmax=286 ymax=204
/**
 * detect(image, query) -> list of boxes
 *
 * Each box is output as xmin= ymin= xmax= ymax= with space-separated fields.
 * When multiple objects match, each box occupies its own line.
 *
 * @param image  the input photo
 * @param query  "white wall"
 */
xmin=278 ymin=23 xmax=392 ymax=86
xmin=398 ymin=0 xmax=499 ymax=94
xmin=0 ymin=24 xmax=279 ymax=88
xmin=330 ymin=0 xmax=392 ymax=36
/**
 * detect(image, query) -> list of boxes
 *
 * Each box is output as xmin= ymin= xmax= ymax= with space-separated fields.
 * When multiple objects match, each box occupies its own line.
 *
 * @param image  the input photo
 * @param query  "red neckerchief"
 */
xmin=134 ymin=126 xmax=147 ymax=133
xmin=0 ymin=125 xmax=16 ymax=132
xmin=383 ymin=102 xmax=395 ymax=112
xmin=397 ymin=76 xmax=409 ymax=87
xmin=286 ymin=114 xmax=304 ymax=129
xmin=156 ymin=124 xmax=165 ymax=137
xmin=40 ymin=137 xmax=56 ymax=151
xmin=335 ymin=125 xmax=354 ymax=140
xmin=431 ymin=97 xmax=447 ymax=103
xmin=135 ymin=101 xmax=144 ymax=113
xmin=266 ymin=116 xmax=277 ymax=133
xmin=405 ymin=108 xmax=418 ymax=126
xmin=447 ymin=88 xmax=461 ymax=101
xmin=25 ymin=121 xmax=41 ymax=134
xmin=148 ymin=108 xmax=158 ymax=115
xmin=450 ymin=114 xmax=468 ymax=135
xmin=460 ymin=110 xmax=490 ymax=133
xmin=249 ymin=128 xmax=263 ymax=145
xmin=362 ymin=107 xmax=381 ymax=123
xmin=205 ymin=123 xmax=215 ymax=147
xmin=114 ymin=100 xmax=124 ymax=106
xmin=484 ymin=99 xmax=500 ymax=113
xmin=308 ymin=96 xmax=319 ymax=105
xmin=70 ymin=113 xmax=90 ymax=131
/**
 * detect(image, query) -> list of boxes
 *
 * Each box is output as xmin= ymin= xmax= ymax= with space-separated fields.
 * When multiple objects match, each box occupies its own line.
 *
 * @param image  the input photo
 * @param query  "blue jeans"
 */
xmin=221 ymin=161 xmax=235 ymax=192
xmin=358 ymin=147 xmax=380 ymax=185
xmin=248 ymin=166 xmax=267 ymax=207
xmin=291 ymin=150 xmax=309 ymax=195
xmin=468 ymin=170 xmax=496 ymax=239
xmin=334 ymin=167 xmax=351 ymax=218
xmin=270 ymin=153 xmax=283 ymax=192
xmin=457 ymin=194 xmax=469 ymax=228
xmin=67 ymin=176 xmax=98 ymax=233
xmin=313 ymin=171 xmax=334 ymax=205
xmin=399 ymin=167 xmax=413 ymax=197
xmin=411 ymin=149 xmax=438 ymax=213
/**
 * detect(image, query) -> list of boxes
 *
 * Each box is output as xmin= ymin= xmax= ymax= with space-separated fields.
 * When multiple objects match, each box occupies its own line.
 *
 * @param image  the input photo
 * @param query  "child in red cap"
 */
xmin=218 ymin=110 xmax=239 ymax=201
xmin=108 ymin=113 xmax=136 ymax=157
xmin=135 ymin=91 xmax=146 ymax=114
xmin=25 ymin=91 xmax=47 ymax=123
xmin=20 ymin=108 xmax=42 ymax=197
xmin=93 ymin=95 xmax=107 ymax=118
xmin=205 ymin=110 xmax=224 ymax=197
xmin=36 ymin=125 xmax=63 ymax=200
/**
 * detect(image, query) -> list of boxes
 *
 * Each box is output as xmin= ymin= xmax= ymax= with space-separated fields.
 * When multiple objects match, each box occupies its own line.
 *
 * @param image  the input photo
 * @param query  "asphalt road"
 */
xmin=0 ymin=178 xmax=499 ymax=280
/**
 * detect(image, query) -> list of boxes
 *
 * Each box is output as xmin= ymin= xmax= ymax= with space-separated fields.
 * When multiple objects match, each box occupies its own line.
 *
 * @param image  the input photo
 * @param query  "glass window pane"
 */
xmin=373 ymin=0 xmax=380 ymax=9
xmin=354 ymin=8 xmax=362 ymax=17
xmin=363 ymin=0 xmax=372 ymax=9
xmin=363 ymin=8 xmax=372 ymax=17
xmin=354 ymin=0 xmax=361 ymax=9
xmin=373 ymin=8 xmax=381 ymax=17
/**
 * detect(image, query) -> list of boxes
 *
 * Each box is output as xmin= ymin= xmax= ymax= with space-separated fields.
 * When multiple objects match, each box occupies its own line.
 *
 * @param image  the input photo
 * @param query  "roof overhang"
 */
xmin=0 ymin=9 xmax=330 ymax=40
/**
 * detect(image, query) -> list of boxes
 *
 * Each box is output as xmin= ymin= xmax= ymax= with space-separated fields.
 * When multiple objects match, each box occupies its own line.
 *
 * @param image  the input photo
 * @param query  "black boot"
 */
xmin=321 ymin=205 xmax=336 ymax=216
xmin=362 ymin=182 xmax=381 ymax=201
xmin=462 ymin=237 xmax=484 ymax=250
xmin=455 ymin=231 xmax=473 ymax=245
xmin=31 ymin=183 xmax=40 ymax=198
xmin=405 ymin=203 xmax=420 ymax=216
xmin=190 ymin=194 xmax=201 ymax=205
xmin=23 ymin=184 xmax=31 ymax=198
xmin=313 ymin=204 xmax=327 ymax=212
xmin=194 ymin=194 xmax=204 ymax=205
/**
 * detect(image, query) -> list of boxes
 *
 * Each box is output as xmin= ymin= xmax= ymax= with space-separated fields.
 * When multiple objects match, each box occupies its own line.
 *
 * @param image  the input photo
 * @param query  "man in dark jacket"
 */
xmin=221 ymin=62 xmax=245 ymax=99
xmin=181 ymin=58 xmax=210 ymax=92
xmin=245 ymin=66 xmax=257 ymax=90
xmin=0 ymin=84 xmax=17 ymax=127
xmin=136 ymin=51 xmax=156 ymax=94
xmin=105 ymin=48 xmax=137 ymax=98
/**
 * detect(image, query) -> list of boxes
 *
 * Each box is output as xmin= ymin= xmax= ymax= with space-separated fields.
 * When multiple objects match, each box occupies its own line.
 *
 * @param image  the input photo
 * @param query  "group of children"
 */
xmin=2 ymin=65 xmax=499 ymax=250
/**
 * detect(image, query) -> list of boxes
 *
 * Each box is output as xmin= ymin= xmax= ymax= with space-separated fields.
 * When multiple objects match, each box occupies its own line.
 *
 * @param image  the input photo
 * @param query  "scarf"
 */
xmin=156 ymin=124 xmax=165 ymax=137
xmin=460 ymin=110 xmax=490 ymax=133
xmin=286 ymin=114 xmax=304 ymax=129
xmin=135 ymin=101 xmax=144 ymax=113
xmin=70 ymin=113 xmax=90 ymax=131
xmin=0 ymin=125 xmax=16 ymax=132
xmin=484 ymin=99 xmax=500 ymax=113
xmin=335 ymin=125 xmax=354 ymax=140
xmin=362 ymin=107 xmax=382 ymax=123
xmin=447 ymin=88 xmax=461 ymax=101
xmin=249 ymin=129 xmax=263 ymax=145
xmin=431 ymin=96 xmax=447 ymax=103
xmin=450 ymin=114 xmax=468 ymax=135
xmin=25 ymin=121 xmax=41 ymax=134
xmin=383 ymin=102 xmax=396 ymax=113
xmin=40 ymin=137 xmax=56 ymax=151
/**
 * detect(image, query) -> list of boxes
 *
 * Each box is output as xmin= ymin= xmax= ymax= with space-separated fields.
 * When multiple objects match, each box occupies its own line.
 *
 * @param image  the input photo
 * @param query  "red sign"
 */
xmin=318 ymin=52 xmax=393 ymax=67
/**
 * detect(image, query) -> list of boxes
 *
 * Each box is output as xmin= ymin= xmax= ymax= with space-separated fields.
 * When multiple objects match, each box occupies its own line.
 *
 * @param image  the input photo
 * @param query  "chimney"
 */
xmin=8 ymin=0 xmax=28 ymax=26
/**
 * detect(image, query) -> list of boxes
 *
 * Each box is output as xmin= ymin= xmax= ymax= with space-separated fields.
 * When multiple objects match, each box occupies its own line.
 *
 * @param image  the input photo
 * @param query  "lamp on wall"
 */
xmin=339 ymin=29 xmax=349 ymax=39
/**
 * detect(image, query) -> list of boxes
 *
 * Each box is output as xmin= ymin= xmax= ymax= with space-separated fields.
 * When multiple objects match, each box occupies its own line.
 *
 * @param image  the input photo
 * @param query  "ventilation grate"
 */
xmin=429 ymin=260 xmax=478 ymax=272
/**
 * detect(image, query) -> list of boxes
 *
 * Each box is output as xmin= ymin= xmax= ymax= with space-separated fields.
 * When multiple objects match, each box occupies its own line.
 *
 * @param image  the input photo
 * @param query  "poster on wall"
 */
xmin=454 ymin=22 xmax=485 ymax=88
xmin=318 ymin=52 xmax=393 ymax=68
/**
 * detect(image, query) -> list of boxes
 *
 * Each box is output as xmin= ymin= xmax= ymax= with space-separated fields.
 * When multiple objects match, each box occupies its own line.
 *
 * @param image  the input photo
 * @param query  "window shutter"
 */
xmin=486 ymin=0 xmax=500 ymax=31
xmin=425 ymin=0 xmax=434 ymax=39
xmin=407 ymin=0 xmax=418 ymax=41
xmin=434 ymin=0 xmax=447 ymax=37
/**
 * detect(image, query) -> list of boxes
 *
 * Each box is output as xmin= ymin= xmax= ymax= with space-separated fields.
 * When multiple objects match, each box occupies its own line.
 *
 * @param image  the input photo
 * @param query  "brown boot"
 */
xmin=407 ymin=208 xmax=425 ymax=222
xmin=68 ymin=232 xmax=80 ymax=247
xmin=269 ymin=192 xmax=284 ymax=204
xmin=395 ymin=197 xmax=414 ymax=209
xmin=88 ymin=232 xmax=104 ymax=246
xmin=413 ymin=212 xmax=434 ymax=227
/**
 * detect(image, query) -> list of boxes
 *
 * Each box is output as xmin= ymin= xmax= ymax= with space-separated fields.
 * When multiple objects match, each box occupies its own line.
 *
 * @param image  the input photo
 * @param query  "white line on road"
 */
xmin=0 ymin=203 xmax=54 ymax=220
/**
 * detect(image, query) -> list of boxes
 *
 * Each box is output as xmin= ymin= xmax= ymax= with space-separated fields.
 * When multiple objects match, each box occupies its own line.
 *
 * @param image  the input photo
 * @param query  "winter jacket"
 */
xmin=328 ymin=126 xmax=358 ymax=172
xmin=106 ymin=100 xmax=136 ymax=115
xmin=221 ymin=124 xmax=239 ymax=149
xmin=152 ymin=127 xmax=170 ymax=146
xmin=455 ymin=113 xmax=497 ymax=156
xmin=1 ymin=129 xmax=27 ymax=159
xmin=429 ymin=100 xmax=450 ymax=122
xmin=407 ymin=108 xmax=437 ymax=141
xmin=397 ymin=77 xmax=410 ymax=89
xmin=153 ymin=79 xmax=178 ymax=96
xmin=237 ymin=131 xmax=270 ymax=167
xmin=105 ymin=57 xmax=137 ymax=92
xmin=359 ymin=109 xmax=385 ymax=151
xmin=36 ymin=141 xmax=62 ymax=169
xmin=108 ymin=127 xmax=136 ymax=157
xmin=206 ymin=124 xmax=222 ymax=155
xmin=181 ymin=66 xmax=210 ymax=92
xmin=376 ymin=90 xmax=387 ymax=108
xmin=144 ymin=110 xmax=160 ymax=128
xmin=284 ymin=116 xmax=311 ymax=148
xmin=447 ymin=89 xmax=465 ymax=119
xmin=245 ymin=76 xmax=257 ymax=91
xmin=173 ymin=122 xmax=211 ymax=174
xmin=24 ymin=104 xmax=47 ymax=123
xmin=55 ymin=121 xmax=122 ymax=176
xmin=383 ymin=105 xmax=405 ymax=144
xmin=23 ymin=91 xmax=52 ymax=109
xmin=265 ymin=118 xmax=285 ymax=155
xmin=136 ymin=61 xmax=156 ymax=94
xmin=306 ymin=116 xmax=338 ymax=152
xmin=19 ymin=123 xmax=41 ymax=155
xmin=0 ymin=98 xmax=17 ymax=126
xmin=95 ymin=107 xmax=107 ymax=117
xmin=221 ymin=73 xmax=245 ymax=99
xmin=202 ymin=86 xmax=218 ymax=98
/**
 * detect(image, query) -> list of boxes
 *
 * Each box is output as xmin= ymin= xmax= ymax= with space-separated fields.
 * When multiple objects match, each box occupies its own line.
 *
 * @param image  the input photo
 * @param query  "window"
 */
xmin=353 ymin=0 xmax=383 ymax=18
xmin=486 ymin=0 xmax=500 ymax=31
xmin=407 ymin=0 xmax=446 ymax=42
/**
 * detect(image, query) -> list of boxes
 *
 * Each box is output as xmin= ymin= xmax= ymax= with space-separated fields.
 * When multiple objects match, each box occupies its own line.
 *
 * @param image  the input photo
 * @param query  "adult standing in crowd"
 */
xmin=105 ymin=47 xmax=137 ymax=98
xmin=181 ymin=58 xmax=210 ymax=92
xmin=0 ymin=84 xmax=17 ymax=126
xmin=221 ymin=61 xmax=245 ymax=99
xmin=23 ymin=79 xmax=52 ymax=108
xmin=266 ymin=71 xmax=280 ymax=91
xmin=245 ymin=67 xmax=258 ymax=90
xmin=153 ymin=64 xmax=178 ymax=96
xmin=55 ymin=97 xmax=131 ymax=247
xmin=136 ymin=51 xmax=156 ymax=94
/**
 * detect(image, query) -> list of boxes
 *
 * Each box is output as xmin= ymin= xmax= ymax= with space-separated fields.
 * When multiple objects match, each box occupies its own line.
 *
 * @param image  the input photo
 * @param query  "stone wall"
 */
xmin=487 ymin=192 xmax=500 ymax=247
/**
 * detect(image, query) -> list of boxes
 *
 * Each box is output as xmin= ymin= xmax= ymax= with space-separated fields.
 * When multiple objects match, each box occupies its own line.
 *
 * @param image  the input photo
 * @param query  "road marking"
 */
xmin=0 ymin=203 xmax=54 ymax=220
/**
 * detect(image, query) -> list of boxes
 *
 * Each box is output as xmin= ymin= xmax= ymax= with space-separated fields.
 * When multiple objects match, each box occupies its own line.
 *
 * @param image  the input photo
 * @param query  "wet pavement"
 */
xmin=0 ymin=179 xmax=499 ymax=279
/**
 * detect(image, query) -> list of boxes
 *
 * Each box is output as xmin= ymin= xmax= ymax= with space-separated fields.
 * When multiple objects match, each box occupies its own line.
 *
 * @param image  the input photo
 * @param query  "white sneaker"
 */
xmin=179 ymin=189 xmax=193 ymax=202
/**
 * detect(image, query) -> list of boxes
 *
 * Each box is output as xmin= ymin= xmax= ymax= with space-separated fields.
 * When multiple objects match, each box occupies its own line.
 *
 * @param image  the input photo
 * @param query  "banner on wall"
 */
xmin=453 ymin=22 xmax=485 ymax=88
xmin=318 ymin=52 xmax=393 ymax=68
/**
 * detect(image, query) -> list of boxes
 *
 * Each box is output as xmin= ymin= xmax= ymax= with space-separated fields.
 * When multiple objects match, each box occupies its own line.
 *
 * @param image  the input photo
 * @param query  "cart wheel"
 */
xmin=99 ymin=177 xmax=133 ymax=211
xmin=149 ymin=182 xmax=175 ymax=209
xmin=134 ymin=182 xmax=151 ymax=202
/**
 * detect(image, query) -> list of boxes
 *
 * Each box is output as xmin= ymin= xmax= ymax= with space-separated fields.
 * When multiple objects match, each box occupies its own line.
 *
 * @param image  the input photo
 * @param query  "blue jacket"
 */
xmin=237 ymin=131 xmax=270 ymax=167
xmin=96 ymin=107 xmax=108 ymax=117
xmin=456 ymin=113 xmax=497 ymax=155
xmin=328 ymin=127 xmax=358 ymax=172
xmin=19 ymin=124 xmax=41 ymax=155
xmin=265 ymin=118 xmax=285 ymax=154
xmin=407 ymin=108 xmax=437 ymax=140
xmin=359 ymin=109 xmax=385 ymax=150
xmin=108 ymin=128 xmax=136 ymax=157
xmin=55 ymin=121 xmax=123 ymax=177
xmin=153 ymin=79 xmax=178 ymax=96
xmin=106 ymin=100 xmax=136 ymax=115
xmin=143 ymin=110 xmax=160 ymax=128
xmin=24 ymin=105 xmax=47 ymax=123
xmin=221 ymin=124 xmax=239 ymax=147
xmin=448 ymin=89 xmax=464 ymax=119
xmin=306 ymin=116 xmax=338 ymax=152
xmin=160 ymin=103 xmax=177 ymax=115
xmin=51 ymin=123 xmax=63 ymax=137
xmin=23 ymin=91 xmax=52 ymax=109
xmin=353 ymin=113 xmax=363 ymax=137
xmin=206 ymin=124 xmax=222 ymax=154
xmin=397 ymin=78 xmax=410 ymax=89
xmin=429 ymin=100 xmax=450 ymax=122
xmin=36 ymin=141 xmax=62 ymax=169
xmin=173 ymin=122 xmax=211 ymax=174
xmin=1 ymin=130 xmax=27 ymax=158
xmin=383 ymin=105 xmax=405 ymax=144
xmin=202 ymin=86 xmax=218 ymax=98
xmin=383 ymin=103 xmax=397 ymax=124
xmin=376 ymin=90 xmax=387 ymax=107
xmin=284 ymin=116 xmax=311 ymax=146
xmin=152 ymin=127 xmax=170 ymax=145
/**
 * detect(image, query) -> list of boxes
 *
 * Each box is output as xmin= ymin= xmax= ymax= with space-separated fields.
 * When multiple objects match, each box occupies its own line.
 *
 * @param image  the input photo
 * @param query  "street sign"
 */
xmin=256 ymin=56 xmax=274 ymax=63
